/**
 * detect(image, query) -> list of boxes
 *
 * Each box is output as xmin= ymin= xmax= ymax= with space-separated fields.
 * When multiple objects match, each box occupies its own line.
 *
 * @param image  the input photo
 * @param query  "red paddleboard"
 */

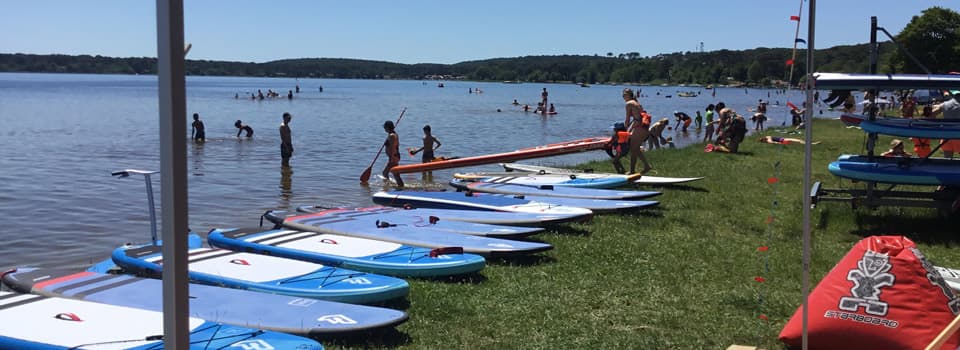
xmin=390 ymin=137 xmax=609 ymax=174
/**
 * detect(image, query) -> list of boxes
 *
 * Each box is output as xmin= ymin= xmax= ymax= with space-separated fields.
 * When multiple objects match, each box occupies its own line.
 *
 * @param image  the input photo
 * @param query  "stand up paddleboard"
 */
xmin=273 ymin=208 xmax=553 ymax=257
xmin=388 ymin=137 xmax=609 ymax=174
xmin=208 ymin=227 xmax=486 ymax=277
xmin=449 ymin=178 xmax=660 ymax=200
xmin=111 ymin=238 xmax=409 ymax=304
xmin=453 ymin=172 xmax=640 ymax=189
xmin=828 ymin=154 xmax=960 ymax=186
xmin=2 ymin=267 xmax=407 ymax=336
xmin=374 ymin=190 xmax=657 ymax=214
xmin=501 ymin=163 xmax=705 ymax=185
xmin=266 ymin=206 xmax=544 ymax=237
xmin=0 ymin=291 xmax=323 ymax=350
xmin=294 ymin=205 xmax=579 ymax=228
xmin=839 ymin=113 xmax=960 ymax=139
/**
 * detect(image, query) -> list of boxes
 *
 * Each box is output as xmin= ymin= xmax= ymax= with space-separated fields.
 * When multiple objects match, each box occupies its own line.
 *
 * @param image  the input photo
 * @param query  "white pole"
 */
xmin=801 ymin=0 xmax=816 ymax=349
xmin=156 ymin=0 xmax=189 ymax=348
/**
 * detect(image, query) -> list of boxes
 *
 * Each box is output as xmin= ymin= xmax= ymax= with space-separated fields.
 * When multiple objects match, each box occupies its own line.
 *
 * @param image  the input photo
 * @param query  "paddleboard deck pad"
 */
xmin=500 ymin=163 xmax=704 ymax=184
xmin=449 ymin=178 xmax=661 ymax=200
xmin=266 ymin=206 xmax=544 ymax=237
xmin=2 ymin=267 xmax=407 ymax=336
xmin=275 ymin=208 xmax=553 ymax=257
xmin=208 ymin=227 xmax=486 ymax=277
xmin=374 ymin=190 xmax=656 ymax=214
xmin=293 ymin=205 xmax=575 ymax=228
xmin=0 ymin=291 xmax=322 ymax=349
xmin=828 ymin=154 xmax=960 ymax=186
xmin=111 ymin=238 xmax=409 ymax=304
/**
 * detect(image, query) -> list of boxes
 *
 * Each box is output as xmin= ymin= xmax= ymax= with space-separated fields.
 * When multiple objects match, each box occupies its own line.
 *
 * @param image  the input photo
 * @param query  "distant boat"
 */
xmin=579 ymin=82 xmax=590 ymax=87
xmin=705 ymin=84 xmax=714 ymax=89
xmin=677 ymin=91 xmax=697 ymax=97
xmin=503 ymin=81 xmax=522 ymax=84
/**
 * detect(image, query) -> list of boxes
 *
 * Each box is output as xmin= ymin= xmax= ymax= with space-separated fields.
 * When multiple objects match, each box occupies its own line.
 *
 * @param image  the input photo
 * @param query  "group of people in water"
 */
xmin=380 ymin=122 xmax=443 ymax=188
xmin=189 ymin=112 xmax=295 ymax=166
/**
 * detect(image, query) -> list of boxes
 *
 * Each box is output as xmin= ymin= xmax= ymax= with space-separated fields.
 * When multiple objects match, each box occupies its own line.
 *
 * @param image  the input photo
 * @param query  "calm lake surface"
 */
xmin=0 ymin=73 xmax=820 ymax=269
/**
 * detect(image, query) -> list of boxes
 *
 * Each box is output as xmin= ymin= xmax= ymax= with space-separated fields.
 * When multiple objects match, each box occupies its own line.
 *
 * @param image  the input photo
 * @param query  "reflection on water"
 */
xmin=279 ymin=165 xmax=293 ymax=210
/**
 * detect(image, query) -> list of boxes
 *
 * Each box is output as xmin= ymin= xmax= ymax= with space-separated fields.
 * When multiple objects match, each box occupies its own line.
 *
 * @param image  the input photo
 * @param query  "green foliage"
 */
xmin=893 ymin=6 xmax=960 ymax=73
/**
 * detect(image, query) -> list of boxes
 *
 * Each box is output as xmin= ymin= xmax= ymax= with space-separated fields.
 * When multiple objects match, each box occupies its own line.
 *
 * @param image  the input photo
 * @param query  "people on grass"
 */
xmin=647 ymin=118 xmax=669 ymax=150
xmin=758 ymin=136 xmax=820 ymax=145
xmin=932 ymin=90 xmax=960 ymax=158
xmin=622 ymin=88 xmax=652 ymax=174
xmin=881 ymin=139 xmax=912 ymax=158
xmin=604 ymin=122 xmax=631 ymax=174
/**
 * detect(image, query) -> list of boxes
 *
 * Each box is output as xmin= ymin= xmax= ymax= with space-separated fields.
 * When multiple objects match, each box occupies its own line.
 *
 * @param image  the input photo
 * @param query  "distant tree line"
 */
xmin=2 ymin=7 xmax=957 ymax=86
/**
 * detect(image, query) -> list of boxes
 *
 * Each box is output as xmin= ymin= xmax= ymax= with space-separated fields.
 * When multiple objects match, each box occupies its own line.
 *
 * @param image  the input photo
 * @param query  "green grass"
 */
xmin=325 ymin=119 xmax=960 ymax=349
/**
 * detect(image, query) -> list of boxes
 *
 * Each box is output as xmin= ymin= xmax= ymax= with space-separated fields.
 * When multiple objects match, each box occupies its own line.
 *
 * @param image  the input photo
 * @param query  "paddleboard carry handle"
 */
xmin=429 ymin=216 xmax=440 ymax=224
xmin=376 ymin=220 xmax=397 ymax=228
xmin=429 ymin=247 xmax=464 ymax=257
xmin=539 ymin=185 xmax=554 ymax=190
xmin=54 ymin=312 xmax=82 ymax=322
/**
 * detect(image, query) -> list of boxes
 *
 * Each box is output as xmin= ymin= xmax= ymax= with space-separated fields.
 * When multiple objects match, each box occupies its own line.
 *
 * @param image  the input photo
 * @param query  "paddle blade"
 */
xmin=360 ymin=167 xmax=373 ymax=183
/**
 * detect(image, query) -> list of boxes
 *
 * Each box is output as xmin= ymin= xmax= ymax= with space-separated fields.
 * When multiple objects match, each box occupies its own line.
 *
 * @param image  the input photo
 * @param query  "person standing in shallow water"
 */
xmin=382 ymin=120 xmax=405 ymax=188
xmin=191 ymin=113 xmax=205 ymax=143
xmin=280 ymin=113 xmax=293 ymax=166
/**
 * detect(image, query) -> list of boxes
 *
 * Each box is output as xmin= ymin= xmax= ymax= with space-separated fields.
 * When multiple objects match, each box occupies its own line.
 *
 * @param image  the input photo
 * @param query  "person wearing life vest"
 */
xmin=605 ymin=122 xmax=631 ymax=174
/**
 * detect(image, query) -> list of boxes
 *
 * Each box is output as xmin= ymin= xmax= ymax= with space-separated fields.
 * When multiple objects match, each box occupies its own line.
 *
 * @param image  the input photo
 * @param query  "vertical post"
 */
xmin=801 ymin=1 xmax=816 ymax=349
xmin=143 ymin=173 xmax=158 ymax=245
xmin=156 ymin=0 xmax=189 ymax=348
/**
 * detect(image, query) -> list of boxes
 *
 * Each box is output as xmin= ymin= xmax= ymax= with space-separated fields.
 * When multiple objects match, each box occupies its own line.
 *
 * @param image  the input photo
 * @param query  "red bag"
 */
xmin=779 ymin=236 xmax=960 ymax=349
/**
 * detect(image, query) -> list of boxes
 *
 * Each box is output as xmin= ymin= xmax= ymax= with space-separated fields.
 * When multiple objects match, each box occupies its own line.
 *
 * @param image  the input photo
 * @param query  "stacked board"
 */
xmin=2 ymin=267 xmax=407 ymax=336
xmin=373 ymin=190 xmax=658 ymax=214
xmin=449 ymin=178 xmax=660 ymax=200
xmin=501 ymin=163 xmax=705 ymax=185
xmin=389 ymin=137 xmax=609 ymax=174
xmin=268 ymin=206 xmax=545 ymax=236
xmin=828 ymin=154 xmax=960 ymax=186
xmin=454 ymin=172 xmax=640 ymax=189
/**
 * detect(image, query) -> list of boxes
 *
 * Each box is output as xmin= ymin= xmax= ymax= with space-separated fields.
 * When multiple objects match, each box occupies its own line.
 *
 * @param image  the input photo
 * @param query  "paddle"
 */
xmin=360 ymin=107 xmax=407 ymax=183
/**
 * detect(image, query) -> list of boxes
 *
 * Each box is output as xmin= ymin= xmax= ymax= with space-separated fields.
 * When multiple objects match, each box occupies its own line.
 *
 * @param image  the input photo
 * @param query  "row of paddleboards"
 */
xmin=832 ymin=113 xmax=960 ymax=186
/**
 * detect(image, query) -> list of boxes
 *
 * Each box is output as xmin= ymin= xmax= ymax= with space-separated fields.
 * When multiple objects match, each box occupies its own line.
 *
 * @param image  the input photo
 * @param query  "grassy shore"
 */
xmin=327 ymin=119 xmax=960 ymax=349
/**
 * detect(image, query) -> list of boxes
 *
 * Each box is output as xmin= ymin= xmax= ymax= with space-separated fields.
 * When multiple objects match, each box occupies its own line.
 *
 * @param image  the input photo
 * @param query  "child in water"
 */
xmin=191 ymin=113 xmax=205 ymax=142
xmin=235 ymin=120 xmax=254 ymax=137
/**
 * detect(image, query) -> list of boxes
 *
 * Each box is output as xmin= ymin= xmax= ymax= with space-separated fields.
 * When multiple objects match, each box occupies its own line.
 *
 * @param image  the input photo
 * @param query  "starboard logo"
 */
xmin=229 ymin=259 xmax=251 ymax=266
xmin=288 ymin=298 xmax=318 ymax=307
xmin=318 ymin=314 xmax=358 ymax=324
xmin=230 ymin=339 xmax=275 ymax=350
xmin=344 ymin=277 xmax=372 ymax=285
xmin=838 ymin=250 xmax=895 ymax=316
xmin=910 ymin=248 xmax=960 ymax=314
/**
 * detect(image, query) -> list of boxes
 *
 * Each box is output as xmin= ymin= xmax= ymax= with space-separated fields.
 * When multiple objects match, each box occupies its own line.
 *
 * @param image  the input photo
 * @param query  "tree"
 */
xmin=893 ymin=7 xmax=960 ymax=74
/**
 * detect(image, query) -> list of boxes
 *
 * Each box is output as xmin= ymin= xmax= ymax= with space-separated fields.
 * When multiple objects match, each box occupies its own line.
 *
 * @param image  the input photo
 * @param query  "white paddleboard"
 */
xmin=501 ymin=163 xmax=704 ymax=185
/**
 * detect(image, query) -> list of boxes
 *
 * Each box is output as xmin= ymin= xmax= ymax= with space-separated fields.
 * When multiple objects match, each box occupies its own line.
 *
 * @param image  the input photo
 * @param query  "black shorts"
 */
xmin=281 ymin=143 xmax=293 ymax=158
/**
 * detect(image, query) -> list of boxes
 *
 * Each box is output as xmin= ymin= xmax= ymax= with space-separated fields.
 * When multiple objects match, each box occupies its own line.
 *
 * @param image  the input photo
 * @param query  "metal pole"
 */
xmin=156 ymin=0 xmax=189 ymax=348
xmin=801 ymin=1 xmax=816 ymax=349
xmin=144 ymin=173 xmax=157 ymax=245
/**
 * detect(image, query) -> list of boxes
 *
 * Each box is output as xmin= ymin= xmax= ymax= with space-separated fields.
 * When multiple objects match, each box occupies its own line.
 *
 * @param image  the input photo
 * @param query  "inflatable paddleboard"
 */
xmin=501 ymin=163 xmax=705 ymax=185
xmin=814 ymin=72 xmax=960 ymax=90
xmin=454 ymin=172 xmax=640 ymax=189
xmin=274 ymin=208 xmax=553 ymax=257
xmin=111 ymin=238 xmax=409 ymax=304
xmin=208 ymin=227 xmax=486 ymax=277
xmin=935 ymin=266 xmax=960 ymax=292
xmin=389 ymin=137 xmax=609 ymax=174
xmin=374 ymin=190 xmax=655 ymax=214
xmin=294 ymin=205 xmax=577 ymax=228
xmin=828 ymin=154 xmax=960 ymax=186
xmin=2 ymin=267 xmax=406 ymax=336
xmin=449 ymin=178 xmax=660 ymax=200
xmin=266 ymin=206 xmax=544 ymax=237
xmin=0 ymin=291 xmax=322 ymax=349
xmin=840 ymin=113 xmax=960 ymax=139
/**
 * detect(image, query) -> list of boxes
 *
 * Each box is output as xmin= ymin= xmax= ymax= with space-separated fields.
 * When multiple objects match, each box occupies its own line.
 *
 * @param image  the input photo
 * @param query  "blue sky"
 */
xmin=1 ymin=1 xmax=957 ymax=64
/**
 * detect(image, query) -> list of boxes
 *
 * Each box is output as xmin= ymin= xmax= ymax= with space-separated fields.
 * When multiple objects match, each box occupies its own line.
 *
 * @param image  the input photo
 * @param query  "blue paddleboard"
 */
xmin=0 ymin=291 xmax=323 ymax=350
xmin=1 ymin=267 xmax=407 ymax=336
xmin=828 ymin=154 xmax=960 ymax=186
xmin=449 ymin=178 xmax=660 ymax=200
xmin=276 ymin=208 xmax=554 ymax=257
xmin=267 ymin=206 xmax=544 ymax=237
xmin=374 ymin=190 xmax=657 ymax=214
xmin=111 ymin=237 xmax=409 ymax=304
xmin=208 ymin=227 xmax=486 ymax=277
xmin=854 ymin=116 xmax=960 ymax=139
xmin=296 ymin=205 xmax=583 ymax=227
xmin=455 ymin=172 xmax=640 ymax=189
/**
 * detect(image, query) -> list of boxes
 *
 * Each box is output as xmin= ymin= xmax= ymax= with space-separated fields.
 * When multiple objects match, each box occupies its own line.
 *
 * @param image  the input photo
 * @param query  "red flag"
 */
xmin=790 ymin=15 xmax=800 ymax=21
xmin=787 ymin=101 xmax=799 ymax=111
xmin=785 ymin=59 xmax=794 ymax=66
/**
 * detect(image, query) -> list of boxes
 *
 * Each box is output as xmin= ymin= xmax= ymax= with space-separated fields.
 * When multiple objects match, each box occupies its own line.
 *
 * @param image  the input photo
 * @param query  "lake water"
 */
xmin=0 ymin=73 xmax=819 ymax=269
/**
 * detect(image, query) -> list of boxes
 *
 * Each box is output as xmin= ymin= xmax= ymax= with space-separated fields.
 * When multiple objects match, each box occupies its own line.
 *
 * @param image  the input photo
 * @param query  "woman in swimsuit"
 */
xmin=622 ymin=88 xmax=652 ymax=174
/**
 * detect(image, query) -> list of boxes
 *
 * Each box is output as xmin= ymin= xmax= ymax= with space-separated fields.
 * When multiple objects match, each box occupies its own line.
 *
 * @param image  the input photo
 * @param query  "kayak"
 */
xmin=389 ymin=137 xmax=609 ymax=174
